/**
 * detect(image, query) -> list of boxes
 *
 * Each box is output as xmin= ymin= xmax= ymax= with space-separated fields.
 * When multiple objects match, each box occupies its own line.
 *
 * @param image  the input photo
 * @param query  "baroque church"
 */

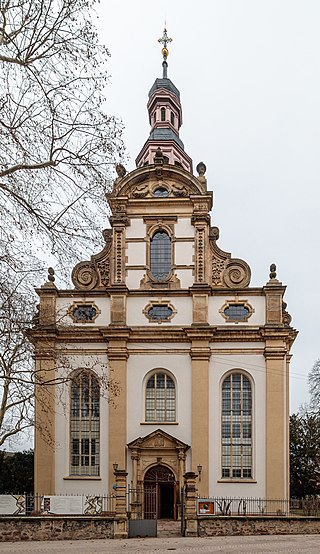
xmin=32 ymin=29 xmax=297 ymax=517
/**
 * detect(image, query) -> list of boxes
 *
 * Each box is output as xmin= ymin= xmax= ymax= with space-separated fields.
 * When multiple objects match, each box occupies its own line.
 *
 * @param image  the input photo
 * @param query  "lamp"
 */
xmin=113 ymin=462 xmax=118 ymax=471
xmin=197 ymin=464 xmax=203 ymax=480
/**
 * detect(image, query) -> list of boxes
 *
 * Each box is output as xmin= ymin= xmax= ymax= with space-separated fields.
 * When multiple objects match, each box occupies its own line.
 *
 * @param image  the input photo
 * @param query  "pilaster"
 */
xmin=186 ymin=329 xmax=212 ymax=496
xmin=264 ymin=341 xmax=286 ymax=499
xmin=105 ymin=329 xmax=130 ymax=490
xmin=191 ymin=201 xmax=211 ymax=286
xmin=34 ymin=280 xmax=57 ymax=494
xmin=34 ymin=337 xmax=56 ymax=494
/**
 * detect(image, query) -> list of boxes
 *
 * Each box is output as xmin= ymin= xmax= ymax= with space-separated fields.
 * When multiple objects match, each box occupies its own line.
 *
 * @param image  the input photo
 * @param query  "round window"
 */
xmin=153 ymin=187 xmax=169 ymax=197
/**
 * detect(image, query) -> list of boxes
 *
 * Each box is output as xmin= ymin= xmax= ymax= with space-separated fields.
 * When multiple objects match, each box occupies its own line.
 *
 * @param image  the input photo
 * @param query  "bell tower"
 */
xmin=136 ymin=28 xmax=193 ymax=172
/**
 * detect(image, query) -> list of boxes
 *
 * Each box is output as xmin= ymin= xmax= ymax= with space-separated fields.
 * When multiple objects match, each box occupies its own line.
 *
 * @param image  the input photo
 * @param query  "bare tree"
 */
xmin=0 ymin=1 xmax=124 ymax=447
xmin=0 ymin=0 xmax=124 ymax=273
xmin=0 ymin=276 xmax=34 ymax=446
xmin=0 ymin=274 xmax=120 ymax=447
xmin=309 ymin=359 xmax=320 ymax=413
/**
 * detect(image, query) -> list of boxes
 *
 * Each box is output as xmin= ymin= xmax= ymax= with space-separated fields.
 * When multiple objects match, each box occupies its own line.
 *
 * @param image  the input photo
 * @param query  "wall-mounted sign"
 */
xmin=197 ymin=498 xmax=215 ymax=515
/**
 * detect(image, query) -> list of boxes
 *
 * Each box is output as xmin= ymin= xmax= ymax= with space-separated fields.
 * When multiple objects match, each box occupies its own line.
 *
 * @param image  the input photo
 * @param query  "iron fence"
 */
xmin=197 ymin=496 xmax=320 ymax=517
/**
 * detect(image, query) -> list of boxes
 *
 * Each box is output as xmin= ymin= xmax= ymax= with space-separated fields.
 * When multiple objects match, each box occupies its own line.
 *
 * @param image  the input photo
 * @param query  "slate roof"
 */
xmin=149 ymin=78 xmax=180 ymax=100
xmin=148 ymin=127 xmax=184 ymax=149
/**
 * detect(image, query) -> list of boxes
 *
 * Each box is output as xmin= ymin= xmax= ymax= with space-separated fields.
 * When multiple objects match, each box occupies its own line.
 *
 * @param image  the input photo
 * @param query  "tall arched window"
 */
xmin=161 ymin=107 xmax=166 ymax=121
xmin=150 ymin=231 xmax=171 ymax=280
xmin=221 ymin=372 xmax=252 ymax=479
xmin=70 ymin=371 xmax=100 ymax=476
xmin=145 ymin=371 xmax=176 ymax=422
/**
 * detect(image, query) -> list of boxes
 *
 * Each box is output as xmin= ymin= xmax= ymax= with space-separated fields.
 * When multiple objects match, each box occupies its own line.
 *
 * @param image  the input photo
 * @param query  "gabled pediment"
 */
xmin=128 ymin=428 xmax=189 ymax=452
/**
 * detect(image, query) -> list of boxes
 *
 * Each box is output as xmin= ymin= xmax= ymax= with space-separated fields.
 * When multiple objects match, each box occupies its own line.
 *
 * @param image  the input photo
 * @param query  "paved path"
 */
xmin=0 ymin=535 xmax=319 ymax=553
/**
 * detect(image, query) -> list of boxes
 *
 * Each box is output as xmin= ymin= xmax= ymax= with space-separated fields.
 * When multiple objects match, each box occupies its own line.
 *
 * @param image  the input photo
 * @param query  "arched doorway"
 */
xmin=144 ymin=465 xmax=176 ymax=520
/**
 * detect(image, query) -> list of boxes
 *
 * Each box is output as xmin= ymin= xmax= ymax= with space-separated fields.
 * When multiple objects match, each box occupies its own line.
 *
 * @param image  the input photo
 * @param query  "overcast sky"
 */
xmin=95 ymin=0 xmax=320 ymax=413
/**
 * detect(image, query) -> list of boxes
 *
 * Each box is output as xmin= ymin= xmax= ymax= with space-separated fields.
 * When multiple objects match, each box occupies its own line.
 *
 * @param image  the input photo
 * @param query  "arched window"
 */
xmin=150 ymin=231 xmax=171 ymax=280
xmin=161 ymin=107 xmax=166 ymax=121
xmin=145 ymin=371 xmax=176 ymax=422
xmin=70 ymin=371 xmax=100 ymax=476
xmin=221 ymin=373 xmax=252 ymax=479
xmin=170 ymin=111 xmax=175 ymax=126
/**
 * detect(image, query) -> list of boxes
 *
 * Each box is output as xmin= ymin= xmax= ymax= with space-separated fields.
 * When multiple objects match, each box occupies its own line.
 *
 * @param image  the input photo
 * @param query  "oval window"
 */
xmin=153 ymin=187 xmax=169 ymax=197
xmin=73 ymin=304 xmax=97 ymax=321
xmin=224 ymin=304 xmax=250 ymax=321
xmin=148 ymin=305 xmax=173 ymax=321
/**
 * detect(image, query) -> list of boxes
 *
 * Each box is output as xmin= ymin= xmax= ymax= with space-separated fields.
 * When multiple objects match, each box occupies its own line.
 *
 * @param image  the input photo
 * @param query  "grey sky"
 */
xmin=96 ymin=0 xmax=320 ymax=413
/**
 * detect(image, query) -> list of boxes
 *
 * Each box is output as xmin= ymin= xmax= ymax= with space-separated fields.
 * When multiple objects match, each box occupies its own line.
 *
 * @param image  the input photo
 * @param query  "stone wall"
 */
xmin=0 ymin=516 xmax=114 ymax=542
xmin=198 ymin=516 xmax=320 ymax=536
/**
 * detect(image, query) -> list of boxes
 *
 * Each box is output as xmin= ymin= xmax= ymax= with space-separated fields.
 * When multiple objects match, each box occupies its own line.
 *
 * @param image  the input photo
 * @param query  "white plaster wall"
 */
xmin=126 ymin=297 xmax=193 ymax=326
xmin=175 ymin=269 xmax=194 ymax=288
xmin=174 ymin=218 xmax=194 ymax=238
xmin=125 ymin=218 xmax=145 ymax=238
xmin=175 ymin=241 xmax=194 ymax=266
xmin=56 ymin=297 xmax=110 ymax=326
xmin=126 ymin=241 xmax=146 ymax=266
xmin=126 ymin=269 xmax=145 ymax=289
xmin=209 ymin=353 xmax=266 ymax=498
xmin=127 ymin=352 xmax=192 ymax=445
xmin=54 ymin=350 xmax=109 ymax=494
xmin=208 ymin=296 xmax=265 ymax=326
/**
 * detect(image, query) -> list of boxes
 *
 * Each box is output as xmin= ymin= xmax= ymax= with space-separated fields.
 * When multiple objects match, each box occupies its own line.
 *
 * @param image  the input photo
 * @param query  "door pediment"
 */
xmin=128 ymin=428 xmax=189 ymax=452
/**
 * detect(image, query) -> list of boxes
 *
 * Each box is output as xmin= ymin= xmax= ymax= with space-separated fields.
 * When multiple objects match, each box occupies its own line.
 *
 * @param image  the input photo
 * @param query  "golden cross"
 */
xmin=158 ymin=27 xmax=172 ymax=57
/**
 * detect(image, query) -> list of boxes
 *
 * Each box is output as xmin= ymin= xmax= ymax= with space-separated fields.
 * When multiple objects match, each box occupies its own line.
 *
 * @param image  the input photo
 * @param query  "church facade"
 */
xmin=32 ymin=31 xmax=297 ymax=512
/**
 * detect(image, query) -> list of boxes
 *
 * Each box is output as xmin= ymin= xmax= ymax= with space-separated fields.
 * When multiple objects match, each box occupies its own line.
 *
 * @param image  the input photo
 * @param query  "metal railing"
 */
xmin=197 ymin=496 xmax=320 ymax=517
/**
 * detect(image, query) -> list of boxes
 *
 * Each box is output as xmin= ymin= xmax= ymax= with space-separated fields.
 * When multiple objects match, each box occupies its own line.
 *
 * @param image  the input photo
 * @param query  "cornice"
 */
xmin=111 ymin=164 xmax=207 ymax=198
xmin=29 ymin=322 xmax=298 ymax=348
xmin=51 ymin=286 xmax=267 ymax=297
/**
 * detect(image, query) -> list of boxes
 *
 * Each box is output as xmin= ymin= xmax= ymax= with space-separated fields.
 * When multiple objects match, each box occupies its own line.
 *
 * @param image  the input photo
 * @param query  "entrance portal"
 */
xmin=144 ymin=465 xmax=176 ymax=520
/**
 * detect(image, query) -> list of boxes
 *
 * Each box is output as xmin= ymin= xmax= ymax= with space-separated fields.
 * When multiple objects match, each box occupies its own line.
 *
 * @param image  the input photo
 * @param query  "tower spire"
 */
xmin=158 ymin=26 xmax=172 ymax=79
xmin=135 ymin=25 xmax=192 ymax=173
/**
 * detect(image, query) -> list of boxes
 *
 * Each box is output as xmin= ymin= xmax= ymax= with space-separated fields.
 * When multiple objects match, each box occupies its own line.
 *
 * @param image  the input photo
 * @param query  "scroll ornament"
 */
xmin=71 ymin=233 xmax=112 ymax=290
xmin=71 ymin=262 xmax=98 ymax=290
xmin=210 ymin=226 xmax=251 ymax=289
xmin=222 ymin=259 xmax=251 ymax=289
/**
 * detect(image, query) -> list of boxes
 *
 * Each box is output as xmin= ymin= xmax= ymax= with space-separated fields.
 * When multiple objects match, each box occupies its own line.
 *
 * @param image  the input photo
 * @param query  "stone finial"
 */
xmin=269 ymin=264 xmax=277 ymax=280
xmin=116 ymin=164 xmax=126 ymax=178
xmin=196 ymin=162 xmax=206 ymax=176
xmin=48 ymin=267 xmax=55 ymax=282
xmin=196 ymin=162 xmax=207 ymax=190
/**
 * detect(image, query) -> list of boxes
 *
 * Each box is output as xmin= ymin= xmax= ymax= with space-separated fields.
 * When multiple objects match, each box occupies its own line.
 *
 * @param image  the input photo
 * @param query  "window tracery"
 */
xmin=70 ymin=371 xmax=100 ymax=476
xmin=145 ymin=371 xmax=176 ymax=422
xmin=150 ymin=231 xmax=172 ymax=280
xmin=221 ymin=372 xmax=252 ymax=479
